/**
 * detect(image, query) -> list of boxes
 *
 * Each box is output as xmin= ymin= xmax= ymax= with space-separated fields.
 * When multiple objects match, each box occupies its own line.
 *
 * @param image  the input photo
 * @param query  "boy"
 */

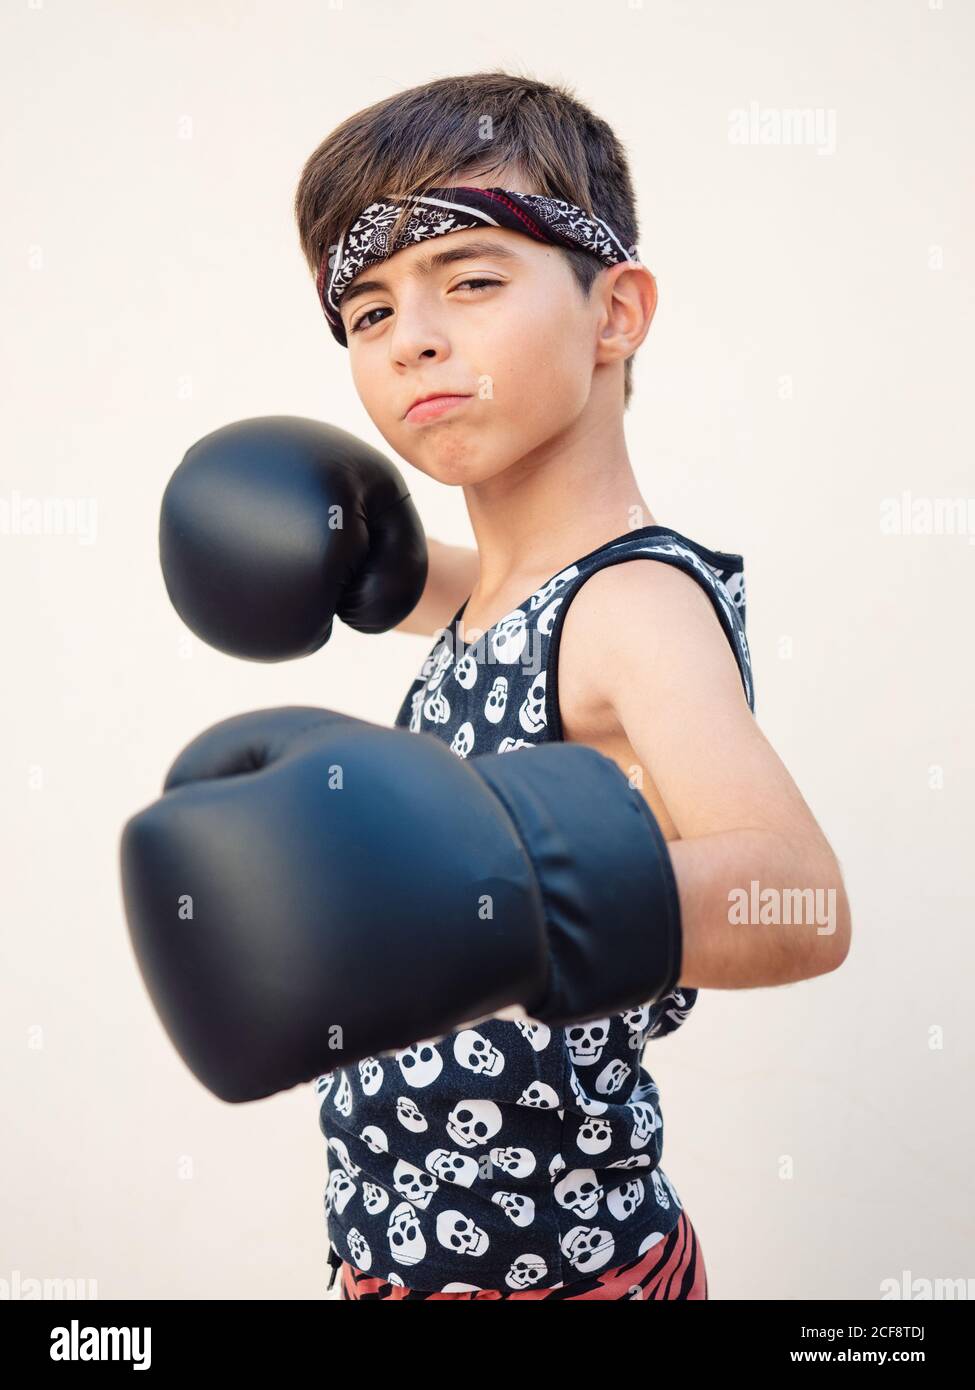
xmin=291 ymin=70 xmax=851 ymax=1299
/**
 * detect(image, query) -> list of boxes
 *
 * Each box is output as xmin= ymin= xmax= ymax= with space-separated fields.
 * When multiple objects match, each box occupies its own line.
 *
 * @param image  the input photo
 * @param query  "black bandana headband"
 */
xmin=317 ymin=186 xmax=638 ymax=346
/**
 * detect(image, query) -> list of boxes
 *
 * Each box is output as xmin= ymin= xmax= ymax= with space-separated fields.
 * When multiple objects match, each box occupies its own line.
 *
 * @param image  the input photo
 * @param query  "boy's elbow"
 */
xmin=807 ymin=854 xmax=852 ymax=978
xmin=826 ymin=888 xmax=852 ymax=973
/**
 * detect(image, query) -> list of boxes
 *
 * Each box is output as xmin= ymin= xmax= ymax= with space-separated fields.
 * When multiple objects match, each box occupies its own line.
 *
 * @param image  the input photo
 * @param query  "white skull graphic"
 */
xmin=436 ymin=1210 xmax=489 ymax=1256
xmin=606 ymin=1154 xmax=653 ymax=1171
xmin=425 ymin=1149 xmax=479 ymax=1188
xmin=491 ymin=1191 xmax=536 ymax=1227
xmin=454 ymin=1029 xmax=505 ymax=1076
xmin=333 ymin=1071 xmax=353 ymax=1118
xmin=562 ymin=1224 xmax=615 ymax=1274
xmin=623 ymin=1004 xmax=653 ymax=1036
xmin=518 ymin=1081 xmax=560 ymax=1109
xmin=536 ymin=595 xmax=564 ymax=636
xmin=446 ymin=1099 xmax=503 ymax=1149
xmin=386 ymin=1200 xmax=426 ymax=1266
xmin=395 ymin=1096 xmax=428 ymax=1132
xmin=554 ymin=1169 xmax=604 ymax=1218
xmin=633 ymin=1075 xmax=660 ymax=1107
xmin=607 ymin=1178 xmax=646 ymax=1220
xmin=396 ymin=1043 xmax=443 ymax=1088
xmin=324 ymin=1167 xmax=355 ymax=1217
xmin=450 ymin=720 xmax=475 ymax=758
xmin=408 ymin=687 xmax=424 ymax=732
xmin=575 ymin=1117 xmax=613 ymax=1155
xmin=483 ymin=675 xmax=508 ymax=724
xmin=565 ymin=1020 xmax=610 ymax=1066
xmin=454 ymin=651 xmax=479 ymax=689
xmin=362 ymin=1181 xmax=390 ymax=1215
xmin=528 ymin=565 xmax=578 ymax=611
xmin=515 ymin=1019 xmax=551 ymax=1050
xmin=392 ymin=1159 xmax=439 ymax=1210
xmin=658 ymin=1168 xmax=682 ymax=1209
xmin=505 ymin=1254 xmax=547 ymax=1290
xmin=347 ymin=1227 xmax=372 ymax=1271
xmin=594 ymin=1058 xmax=631 ymax=1096
xmin=518 ymin=670 xmax=547 ymax=733
xmin=490 ymin=611 xmax=528 ymax=664
xmin=724 ymin=571 xmax=745 ymax=610
xmin=568 ymin=1067 xmax=608 ymax=1116
xmin=497 ymin=736 xmax=533 ymax=753
xmin=359 ymin=1124 xmax=388 ymax=1155
xmin=327 ymin=1137 xmax=360 ymax=1177
xmin=358 ymin=1057 xmax=383 ymax=1095
xmin=630 ymin=1099 xmax=661 ymax=1150
xmin=425 ymin=643 xmax=454 ymax=691
xmin=423 ymin=687 xmax=450 ymax=725
xmin=491 ymin=1146 xmax=537 ymax=1179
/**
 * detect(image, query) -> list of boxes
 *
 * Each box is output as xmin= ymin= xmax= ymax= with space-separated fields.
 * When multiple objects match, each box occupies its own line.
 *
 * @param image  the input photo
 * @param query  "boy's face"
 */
xmin=339 ymin=172 xmax=617 ymax=487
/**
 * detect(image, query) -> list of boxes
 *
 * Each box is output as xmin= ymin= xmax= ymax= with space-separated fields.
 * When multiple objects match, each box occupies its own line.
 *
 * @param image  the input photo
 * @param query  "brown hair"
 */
xmin=294 ymin=69 xmax=641 ymax=408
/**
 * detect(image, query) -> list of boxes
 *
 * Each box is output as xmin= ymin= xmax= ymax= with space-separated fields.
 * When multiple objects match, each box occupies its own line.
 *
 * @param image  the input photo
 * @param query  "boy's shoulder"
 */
xmin=560 ymin=553 xmax=728 ymax=661
xmin=556 ymin=554 xmax=745 ymax=727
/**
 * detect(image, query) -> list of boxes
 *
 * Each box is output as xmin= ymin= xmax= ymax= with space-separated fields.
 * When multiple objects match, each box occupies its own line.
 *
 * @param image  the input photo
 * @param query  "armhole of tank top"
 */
xmin=544 ymin=549 xmax=754 ymax=741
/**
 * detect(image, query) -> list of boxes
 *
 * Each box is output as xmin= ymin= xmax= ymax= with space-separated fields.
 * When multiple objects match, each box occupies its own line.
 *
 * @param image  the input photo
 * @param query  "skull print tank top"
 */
xmin=317 ymin=524 xmax=754 ymax=1293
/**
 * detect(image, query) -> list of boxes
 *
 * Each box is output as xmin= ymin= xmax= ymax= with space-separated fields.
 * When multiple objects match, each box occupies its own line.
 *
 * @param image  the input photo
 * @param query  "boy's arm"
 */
xmin=560 ymin=560 xmax=851 ymax=989
xmin=394 ymin=537 xmax=479 ymax=636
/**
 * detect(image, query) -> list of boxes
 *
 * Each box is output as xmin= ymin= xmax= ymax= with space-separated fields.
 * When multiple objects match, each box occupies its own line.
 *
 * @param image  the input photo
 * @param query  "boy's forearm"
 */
xmin=668 ymin=828 xmax=851 ymax=989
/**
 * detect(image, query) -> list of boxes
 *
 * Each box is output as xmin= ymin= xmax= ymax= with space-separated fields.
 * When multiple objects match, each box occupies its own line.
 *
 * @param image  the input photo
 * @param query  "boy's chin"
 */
xmin=410 ymin=438 xmax=504 ymax=487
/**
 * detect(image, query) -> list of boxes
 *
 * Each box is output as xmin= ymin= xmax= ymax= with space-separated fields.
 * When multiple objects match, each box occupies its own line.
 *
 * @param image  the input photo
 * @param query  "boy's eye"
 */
xmin=349 ymin=278 xmax=502 ymax=335
xmin=453 ymin=277 xmax=501 ymax=294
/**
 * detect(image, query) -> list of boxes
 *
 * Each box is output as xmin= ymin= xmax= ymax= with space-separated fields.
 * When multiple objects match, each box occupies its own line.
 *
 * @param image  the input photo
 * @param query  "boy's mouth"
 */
xmin=404 ymin=393 xmax=473 ymax=424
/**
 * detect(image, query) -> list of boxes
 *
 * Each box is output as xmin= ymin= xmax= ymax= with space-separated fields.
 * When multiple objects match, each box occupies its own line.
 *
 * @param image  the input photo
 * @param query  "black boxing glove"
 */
xmin=119 ymin=708 xmax=682 ymax=1104
xmin=159 ymin=416 xmax=428 ymax=661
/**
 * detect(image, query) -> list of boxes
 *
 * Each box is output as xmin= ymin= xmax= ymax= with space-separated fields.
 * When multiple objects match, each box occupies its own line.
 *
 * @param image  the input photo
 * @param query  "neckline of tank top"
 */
xmin=446 ymin=523 xmax=743 ymax=661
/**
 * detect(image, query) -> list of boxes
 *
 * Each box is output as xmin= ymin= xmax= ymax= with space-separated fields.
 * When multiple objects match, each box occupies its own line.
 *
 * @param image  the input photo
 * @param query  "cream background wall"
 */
xmin=1 ymin=0 xmax=971 ymax=1299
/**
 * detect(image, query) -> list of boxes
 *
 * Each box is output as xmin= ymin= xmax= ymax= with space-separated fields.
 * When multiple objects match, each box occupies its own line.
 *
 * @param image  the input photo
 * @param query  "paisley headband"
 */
xmin=317 ymin=186 xmax=638 ymax=347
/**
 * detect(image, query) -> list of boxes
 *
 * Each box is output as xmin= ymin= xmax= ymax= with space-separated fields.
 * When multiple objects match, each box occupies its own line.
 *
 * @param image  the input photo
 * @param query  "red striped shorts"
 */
xmin=339 ymin=1206 xmax=707 ymax=1300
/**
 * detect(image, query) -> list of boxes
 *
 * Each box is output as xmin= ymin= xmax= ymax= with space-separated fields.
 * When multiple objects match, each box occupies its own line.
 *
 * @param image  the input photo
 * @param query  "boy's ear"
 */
xmin=596 ymin=262 xmax=657 ymax=364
